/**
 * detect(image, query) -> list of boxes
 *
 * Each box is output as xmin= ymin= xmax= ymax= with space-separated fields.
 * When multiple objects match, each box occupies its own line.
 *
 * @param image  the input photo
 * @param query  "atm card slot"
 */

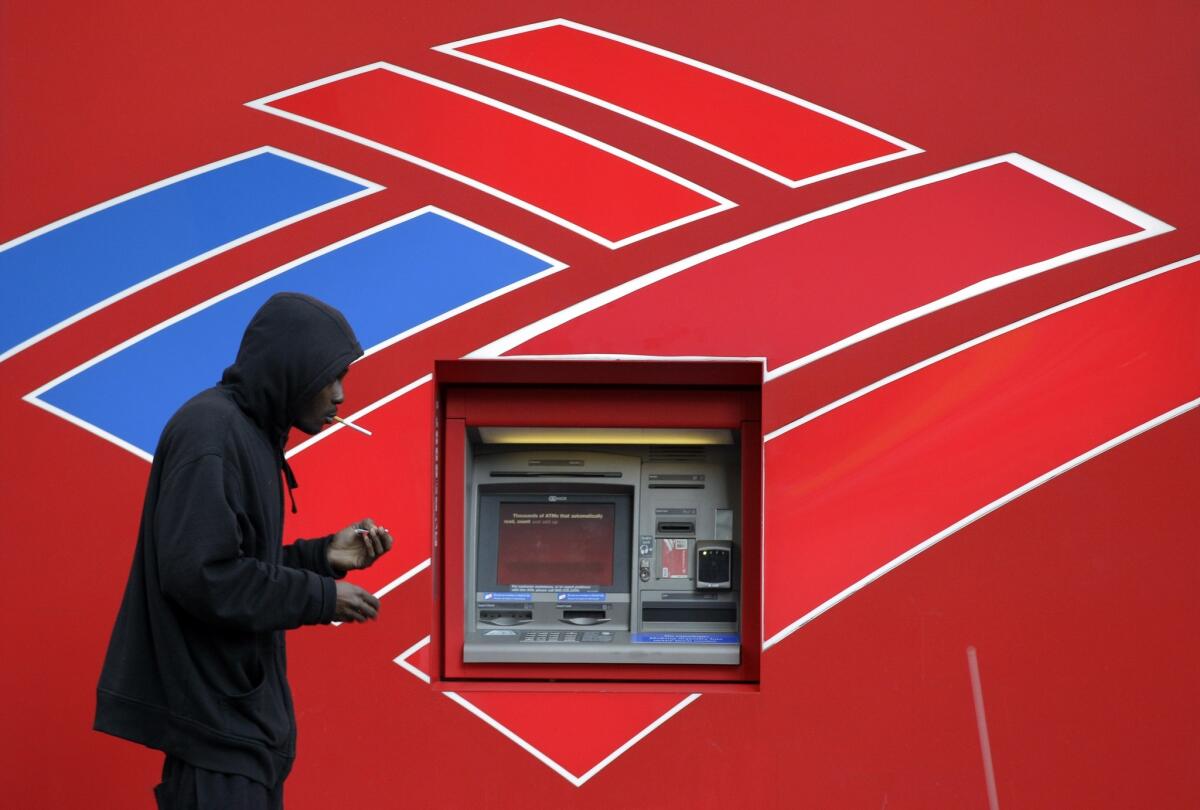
xmin=648 ymin=474 xmax=706 ymax=489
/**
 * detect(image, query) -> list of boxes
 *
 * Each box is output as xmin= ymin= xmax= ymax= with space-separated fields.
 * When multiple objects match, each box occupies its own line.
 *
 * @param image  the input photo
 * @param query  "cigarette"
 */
xmin=333 ymin=416 xmax=372 ymax=436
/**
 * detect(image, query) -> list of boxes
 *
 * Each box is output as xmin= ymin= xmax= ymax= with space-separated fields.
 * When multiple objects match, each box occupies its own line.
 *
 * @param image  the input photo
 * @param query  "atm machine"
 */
xmin=464 ymin=440 xmax=741 ymax=665
xmin=433 ymin=359 xmax=762 ymax=688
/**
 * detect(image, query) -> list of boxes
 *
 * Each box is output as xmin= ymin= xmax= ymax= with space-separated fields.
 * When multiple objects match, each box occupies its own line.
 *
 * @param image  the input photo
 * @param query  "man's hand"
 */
xmin=334 ymin=581 xmax=380 ymax=623
xmin=328 ymin=518 xmax=393 ymax=575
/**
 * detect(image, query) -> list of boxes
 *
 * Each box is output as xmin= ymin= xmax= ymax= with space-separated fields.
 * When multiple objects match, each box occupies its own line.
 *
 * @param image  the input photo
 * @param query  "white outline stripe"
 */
xmin=26 ymin=395 xmax=155 ymax=463
xmin=24 ymin=209 xmax=564 ymax=460
xmin=436 ymin=18 xmax=922 ymax=188
xmin=245 ymin=63 xmax=736 ymax=249
xmin=468 ymin=153 xmax=1171 ymax=370
xmin=286 ymin=374 xmax=433 ymax=458
xmin=330 ymin=558 xmax=432 ymax=626
xmin=374 ymin=558 xmax=431 ymax=600
xmin=0 ymin=147 xmax=383 ymax=364
xmin=326 ymin=561 xmax=429 ymax=628
xmin=764 ymin=254 xmax=1200 ymax=442
xmin=763 ymin=398 xmax=1200 ymax=651
xmin=394 ymin=636 xmax=434 ymax=684
xmin=394 ymin=636 xmax=702 ymax=787
xmin=759 ymin=256 xmax=1200 ymax=650
xmin=967 ymin=646 xmax=1002 ymax=810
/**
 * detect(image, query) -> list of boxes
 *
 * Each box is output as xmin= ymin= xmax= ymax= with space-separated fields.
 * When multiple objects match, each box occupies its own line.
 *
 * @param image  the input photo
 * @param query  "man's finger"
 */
xmin=355 ymin=595 xmax=378 ymax=620
xmin=369 ymin=529 xmax=384 ymax=557
xmin=363 ymin=592 xmax=381 ymax=612
xmin=379 ymin=528 xmax=393 ymax=553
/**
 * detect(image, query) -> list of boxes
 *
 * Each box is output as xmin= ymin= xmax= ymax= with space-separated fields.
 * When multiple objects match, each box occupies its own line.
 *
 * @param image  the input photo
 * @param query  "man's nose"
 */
xmin=331 ymin=381 xmax=345 ymax=404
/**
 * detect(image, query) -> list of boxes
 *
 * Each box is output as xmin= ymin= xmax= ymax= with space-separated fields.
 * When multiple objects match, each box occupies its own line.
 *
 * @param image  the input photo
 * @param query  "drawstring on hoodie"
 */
xmin=281 ymin=454 xmax=299 ymax=514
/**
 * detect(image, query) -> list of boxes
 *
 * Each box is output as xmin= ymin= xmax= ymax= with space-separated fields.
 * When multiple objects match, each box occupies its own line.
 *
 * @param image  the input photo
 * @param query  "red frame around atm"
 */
xmin=431 ymin=359 xmax=763 ymax=692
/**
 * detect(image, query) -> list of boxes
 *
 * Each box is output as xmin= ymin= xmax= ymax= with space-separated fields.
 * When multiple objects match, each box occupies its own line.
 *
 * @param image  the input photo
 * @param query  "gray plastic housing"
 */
xmin=463 ymin=445 xmax=741 ymax=666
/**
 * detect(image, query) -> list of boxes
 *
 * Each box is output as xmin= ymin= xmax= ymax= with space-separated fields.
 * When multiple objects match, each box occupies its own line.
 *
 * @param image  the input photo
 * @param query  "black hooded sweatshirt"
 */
xmin=94 ymin=292 xmax=364 ymax=787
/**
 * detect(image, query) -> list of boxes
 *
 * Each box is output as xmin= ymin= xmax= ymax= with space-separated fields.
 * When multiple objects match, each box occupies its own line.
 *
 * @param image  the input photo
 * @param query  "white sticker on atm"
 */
xmin=484 ymin=630 xmax=518 ymax=636
xmin=557 ymin=592 xmax=607 ymax=602
xmin=482 ymin=592 xmax=532 ymax=602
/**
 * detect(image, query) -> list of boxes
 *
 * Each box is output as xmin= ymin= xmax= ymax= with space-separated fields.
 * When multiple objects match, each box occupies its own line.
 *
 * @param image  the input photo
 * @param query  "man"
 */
xmin=95 ymin=292 xmax=391 ymax=808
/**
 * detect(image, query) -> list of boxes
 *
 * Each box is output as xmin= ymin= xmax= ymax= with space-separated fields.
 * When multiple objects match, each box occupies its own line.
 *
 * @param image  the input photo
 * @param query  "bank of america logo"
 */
xmin=5 ymin=16 xmax=1187 ymax=790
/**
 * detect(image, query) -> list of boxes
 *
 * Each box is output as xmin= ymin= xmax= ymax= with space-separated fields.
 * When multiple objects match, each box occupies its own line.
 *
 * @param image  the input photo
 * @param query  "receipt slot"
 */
xmin=432 ymin=359 xmax=762 ymax=690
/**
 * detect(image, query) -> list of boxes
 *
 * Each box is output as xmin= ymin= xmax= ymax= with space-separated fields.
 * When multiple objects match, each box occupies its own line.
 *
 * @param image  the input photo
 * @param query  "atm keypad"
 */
xmin=517 ymin=630 xmax=615 ymax=643
xmin=520 ymin=631 xmax=580 ymax=643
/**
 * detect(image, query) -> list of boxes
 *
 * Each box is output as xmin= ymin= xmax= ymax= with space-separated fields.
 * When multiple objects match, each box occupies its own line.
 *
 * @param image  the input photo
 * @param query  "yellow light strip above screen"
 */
xmin=476 ymin=427 xmax=735 ymax=445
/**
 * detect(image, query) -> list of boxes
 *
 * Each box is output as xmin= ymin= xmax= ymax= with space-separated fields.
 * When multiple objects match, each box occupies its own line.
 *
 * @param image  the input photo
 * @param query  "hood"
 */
xmin=220 ymin=292 xmax=363 ymax=444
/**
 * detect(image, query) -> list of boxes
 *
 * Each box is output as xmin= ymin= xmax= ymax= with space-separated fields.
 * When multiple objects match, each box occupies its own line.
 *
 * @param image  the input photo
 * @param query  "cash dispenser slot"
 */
xmin=478 ymin=609 xmax=533 ymax=626
xmin=559 ymin=609 xmax=609 ymax=626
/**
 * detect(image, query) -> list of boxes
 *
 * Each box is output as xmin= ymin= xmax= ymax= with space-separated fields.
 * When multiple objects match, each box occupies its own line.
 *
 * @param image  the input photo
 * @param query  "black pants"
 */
xmin=154 ymin=756 xmax=284 ymax=810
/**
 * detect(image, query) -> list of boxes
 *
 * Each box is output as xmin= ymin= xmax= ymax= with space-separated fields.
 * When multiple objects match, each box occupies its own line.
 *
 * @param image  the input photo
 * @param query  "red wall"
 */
xmin=2 ymin=2 xmax=1197 ymax=807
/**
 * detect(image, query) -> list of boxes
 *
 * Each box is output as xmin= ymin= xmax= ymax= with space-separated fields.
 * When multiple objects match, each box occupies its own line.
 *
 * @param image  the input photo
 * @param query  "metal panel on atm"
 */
xmin=463 ymin=443 xmax=741 ymax=666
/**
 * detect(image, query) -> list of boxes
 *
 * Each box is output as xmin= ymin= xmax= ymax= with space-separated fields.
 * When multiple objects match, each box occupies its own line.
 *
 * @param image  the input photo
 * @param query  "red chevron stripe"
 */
xmin=504 ymin=159 xmax=1151 ymax=375
xmin=440 ymin=19 xmax=917 ymax=186
xmin=762 ymin=259 xmax=1200 ymax=644
xmin=251 ymin=65 xmax=732 ymax=247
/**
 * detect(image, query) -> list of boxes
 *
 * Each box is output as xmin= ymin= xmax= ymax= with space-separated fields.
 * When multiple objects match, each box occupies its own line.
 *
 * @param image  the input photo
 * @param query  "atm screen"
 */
xmin=475 ymin=485 xmax=633 ymax=594
xmin=496 ymin=503 xmax=615 ymax=585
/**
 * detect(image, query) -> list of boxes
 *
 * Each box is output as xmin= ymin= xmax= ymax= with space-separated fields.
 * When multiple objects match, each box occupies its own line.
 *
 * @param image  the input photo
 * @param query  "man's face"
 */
xmin=293 ymin=371 xmax=347 ymax=435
